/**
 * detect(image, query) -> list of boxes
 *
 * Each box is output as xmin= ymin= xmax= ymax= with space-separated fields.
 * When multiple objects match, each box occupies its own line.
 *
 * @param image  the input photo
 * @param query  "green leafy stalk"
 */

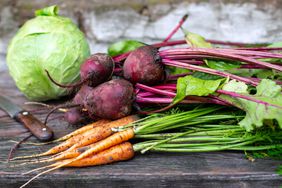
xmin=134 ymin=125 xmax=282 ymax=155
xmin=133 ymin=107 xmax=231 ymax=134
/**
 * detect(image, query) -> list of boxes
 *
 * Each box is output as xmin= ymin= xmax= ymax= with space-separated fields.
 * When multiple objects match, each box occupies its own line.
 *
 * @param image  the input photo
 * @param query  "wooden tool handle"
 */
xmin=15 ymin=111 xmax=53 ymax=141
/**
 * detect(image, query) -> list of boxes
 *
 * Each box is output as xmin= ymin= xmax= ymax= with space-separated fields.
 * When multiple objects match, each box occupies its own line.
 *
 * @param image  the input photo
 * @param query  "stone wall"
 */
xmin=1 ymin=0 xmax=282 ymax=55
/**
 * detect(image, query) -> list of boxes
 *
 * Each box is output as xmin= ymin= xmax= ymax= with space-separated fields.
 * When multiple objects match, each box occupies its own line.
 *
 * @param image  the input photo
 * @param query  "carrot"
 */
xmin=30 ymin=115 xmax=138 ymax=162
xmin=25 ymin=119 xmax=110 ymax=146
xmin=47 ymin=115 xmax=137 ymax=160
xmin=23 ymin=142 xmax=134 ymax=174
xmin=10 ymin=120 xmax=110 ymax=160
xmin=14 ymin=115 xmax=138 ymax=162
xmin=20 ymin=128 xmax=135 ymax=188
xmin=27 ymin=126 xmax=136 ymax=165
xmin=19 ymin=127 xmax=113 ymax=165
xmin=64 ymin=142 xmax=134 ymax=167
xmin=66 ymin=115 xmax=138 ymax=151
xmin=46 ymin=125 xmax=134 ymax=162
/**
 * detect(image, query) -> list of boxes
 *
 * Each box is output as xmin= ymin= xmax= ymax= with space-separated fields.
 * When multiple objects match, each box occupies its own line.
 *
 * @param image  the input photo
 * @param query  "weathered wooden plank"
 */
xmin=0 ymin=52 xmax=281 ymax=187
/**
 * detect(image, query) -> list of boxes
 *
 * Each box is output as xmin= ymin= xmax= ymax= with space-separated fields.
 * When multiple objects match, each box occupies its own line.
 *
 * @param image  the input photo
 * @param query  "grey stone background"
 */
xmin=0 ymin=0 xmax=282 ymax=56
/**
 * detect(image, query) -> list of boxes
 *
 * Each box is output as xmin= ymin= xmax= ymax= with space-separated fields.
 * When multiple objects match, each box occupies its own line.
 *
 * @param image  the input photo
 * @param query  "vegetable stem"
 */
xmin=162 ymin=59 xmax=259 ymax=86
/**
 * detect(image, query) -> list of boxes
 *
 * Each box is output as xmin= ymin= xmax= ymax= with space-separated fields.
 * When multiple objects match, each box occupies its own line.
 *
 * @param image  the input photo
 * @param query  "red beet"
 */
xmin=46 ymin=53 xmax=114 ymax=88
xmin=64 ymin=107 xmax=87 ymax=125
xmin=123 ymin=45 xmax=165 ymax=85
xmin=84 ymin=79 xmax=134 ymax=120
xmin=73 ymin=85 xmax=92 ymax=105
xmin=80 ymin=53 xmax=114 ymax=87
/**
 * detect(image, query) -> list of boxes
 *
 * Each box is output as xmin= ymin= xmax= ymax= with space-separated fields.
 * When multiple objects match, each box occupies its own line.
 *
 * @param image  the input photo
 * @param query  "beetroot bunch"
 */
xmin=48 ymin=41 xmax=282 ymax=125
xmin=48 ymin=53 xmax=135 ymax=124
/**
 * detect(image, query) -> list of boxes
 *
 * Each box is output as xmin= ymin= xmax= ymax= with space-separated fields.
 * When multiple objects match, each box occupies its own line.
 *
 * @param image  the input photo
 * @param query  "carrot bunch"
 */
xmin=9 ymin=115 xmax=137 ymax=187
xmin=12 ymin=106 xmax=227 ymax=187
xmin=9 ymin=106 xmax=282 ymax=188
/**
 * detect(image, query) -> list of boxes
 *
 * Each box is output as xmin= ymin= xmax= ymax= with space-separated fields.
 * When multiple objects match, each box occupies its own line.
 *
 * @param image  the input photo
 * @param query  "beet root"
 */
xmin=46 ymin=53 xmax=114 ymax=88
xmin=84 ymin=79 xmax=134 ymax=120
xmin=80 ymin=53 xmax=114 ymax=87
xmin=64 ymin=107 xmax=87 ymax=125
xmin=123 ymin=45 xmax=165 ymax=85
xmin=73 ymin=85 xmax=92 ymax=105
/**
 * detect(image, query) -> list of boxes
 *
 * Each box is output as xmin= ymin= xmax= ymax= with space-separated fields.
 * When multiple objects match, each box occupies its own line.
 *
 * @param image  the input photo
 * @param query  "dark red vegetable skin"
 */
xmin=73 ymin=85 xmax=92 ymax=105
xmin=64 ymin=107 xmax=86 ymax=125
xmin=84 ymin=79 xmax=134 ymax=120
xmin=123 ymin=45 xmax=164 ymax=85
xmin=80 ymin=53 xmax=114 ymax=87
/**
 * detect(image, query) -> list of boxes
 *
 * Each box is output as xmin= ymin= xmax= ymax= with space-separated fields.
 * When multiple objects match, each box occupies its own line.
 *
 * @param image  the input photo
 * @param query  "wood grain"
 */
xmin=0 ymin=53 xmax=281 ymax=187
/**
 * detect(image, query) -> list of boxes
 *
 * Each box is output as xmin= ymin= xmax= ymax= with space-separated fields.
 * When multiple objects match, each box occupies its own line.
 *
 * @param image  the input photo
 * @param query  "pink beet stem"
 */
xmin=163 ymin=14 xmax=188 ymax=42
xmin=205 ymin=40 xmax=269 ymax=47
xmin=137 ymin=91 xmax=156 ymax=98
xmin=136 ymin=97 xmax=201 ymax=104
xmin=153 ymin=40 xmax=187 ymax=48
xmin=216 ymin=90 xmax=282 ymax=109
xmin=167 ymin=73 xmax=192 ymax=80
xmin=215 ymin=48 xmax=282 ymax=59
xmin=176 ymin=60 xmax=204 ymax=64
xmin=236 ymin=47 xmax=282 ymax=51
xmin=160 ymin=48 xmax=282 ymax=72
xmin=136 ymin=84 xmax=230 ymax=106
xmin=153 ymin=40 xmax=272 ymax=48
xmin=112 ymin=52 xmax=131 ymax=62
xmin=162 ymin=59 xmax=259 ymax=86
xmin=136 ymin=83 xmax=176 ymax=97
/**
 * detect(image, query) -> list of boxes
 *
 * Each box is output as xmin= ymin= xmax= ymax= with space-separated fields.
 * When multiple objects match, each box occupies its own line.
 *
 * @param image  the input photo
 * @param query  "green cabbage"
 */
xmin=6 ymin=5 xmax=90 ymax=101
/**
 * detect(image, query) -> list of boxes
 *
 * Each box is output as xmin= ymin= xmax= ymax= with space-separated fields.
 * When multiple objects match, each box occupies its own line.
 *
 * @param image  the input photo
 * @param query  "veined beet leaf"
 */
xmin=173 ymin=75 xmax=224 ymax=104
xmin=219 ymin=79 xmax=282 ymax=131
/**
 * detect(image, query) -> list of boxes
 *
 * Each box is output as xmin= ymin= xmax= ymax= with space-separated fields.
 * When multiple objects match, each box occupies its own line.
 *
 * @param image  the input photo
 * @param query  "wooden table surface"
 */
xmin=0 ymin=53 xmax=281 ymax=188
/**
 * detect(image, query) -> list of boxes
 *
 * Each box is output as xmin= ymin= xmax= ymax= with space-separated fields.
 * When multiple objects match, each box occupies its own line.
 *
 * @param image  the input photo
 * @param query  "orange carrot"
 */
xmin=14 ymin=115 xmax=138 ymax=162
xmin=52 ymin=142 xmax=134 ymax=167
xmin=19 ymin=127 xmax=113 ymax=165
xmin=11 ymin=120 xmax=110 ymax=160
xmin=27 ymin=124 xmax=136 ymax=164
xmin=57 ymin=115 xmax=138 ymax=153
xmin=20 ymin=128 xmax=135 ymax=188
xmin=22 ymin=119 xmax=111 ymax=146
xmin=47 ymin=119 xmax=110 ymax=143
xmin=23 ymin=142 xmax=134 ymax=174
xmin=64 ymin=142 xmax=134 ymax=167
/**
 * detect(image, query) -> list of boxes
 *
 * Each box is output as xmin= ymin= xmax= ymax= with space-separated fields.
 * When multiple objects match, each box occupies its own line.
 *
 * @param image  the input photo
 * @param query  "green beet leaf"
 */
xmin=192 ymin=72 xmax=223 ymax=80
xmin=261 ymin=42 xmax=282 ymax=63
xmin=220 ymin=79 xmax=282 ymax=131
xmin=167 ymin=66 xmax=190 ymax=75
xmin=205 ymin=60 xmax=241 ymax=71
xmin=221 ymin=80 xmax=248 ymax=94
xmin=182 ymin=28 xmax=212 ymax=48
xmin=108 ymin=40 xmax=146 ymax=57
xmin=173 ymin=75 xmax=224 ymax=104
